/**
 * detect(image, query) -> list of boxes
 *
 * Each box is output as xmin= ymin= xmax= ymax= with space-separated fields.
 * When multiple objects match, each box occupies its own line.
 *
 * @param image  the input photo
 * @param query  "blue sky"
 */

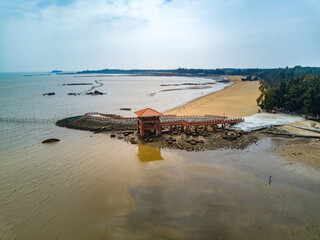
xmin=0 ymin=0 xmax=319 ymax=71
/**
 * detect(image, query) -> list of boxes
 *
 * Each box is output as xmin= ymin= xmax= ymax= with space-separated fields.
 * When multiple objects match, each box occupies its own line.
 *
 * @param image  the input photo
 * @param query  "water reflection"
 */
xmin=137 ymin=145 xmax=164 ymax=162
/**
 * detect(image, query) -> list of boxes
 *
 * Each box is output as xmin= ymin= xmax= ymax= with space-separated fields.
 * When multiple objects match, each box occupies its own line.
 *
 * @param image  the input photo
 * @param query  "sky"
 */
xmin=0 ymin=0 xmax=319 ymax=72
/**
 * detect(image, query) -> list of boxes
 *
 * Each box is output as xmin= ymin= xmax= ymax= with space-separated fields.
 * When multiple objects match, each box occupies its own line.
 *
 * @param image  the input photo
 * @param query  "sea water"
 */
xmin=0 ymin=73 xmax=229 ymax=119
xmin=0 ymin=73 xmax=229 ymax=239
xmin=0 ymin=73 xmax=319 ymax=240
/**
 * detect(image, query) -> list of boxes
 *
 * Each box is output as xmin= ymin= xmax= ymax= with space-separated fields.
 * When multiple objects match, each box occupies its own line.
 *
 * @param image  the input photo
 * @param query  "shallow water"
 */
xmin=122 ymin=138 xmax=320 ymax=240
xmin=0 ymin=73 xmax=229 ymax=119
xmin=0 ymin=73 xmax=319 ymax=239
xmin=1 ymin=123 xmax=319 ymax=239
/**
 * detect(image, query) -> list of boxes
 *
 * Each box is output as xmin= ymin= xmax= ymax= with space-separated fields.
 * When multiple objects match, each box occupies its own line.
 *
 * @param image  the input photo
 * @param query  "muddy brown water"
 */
xmin=0 ymin=124 xmax=319 ymax=239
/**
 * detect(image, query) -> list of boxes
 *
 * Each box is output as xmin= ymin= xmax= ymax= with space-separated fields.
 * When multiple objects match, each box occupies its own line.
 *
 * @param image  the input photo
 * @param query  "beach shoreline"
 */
xmin=165 ymin=75 xmax=261 ymax=118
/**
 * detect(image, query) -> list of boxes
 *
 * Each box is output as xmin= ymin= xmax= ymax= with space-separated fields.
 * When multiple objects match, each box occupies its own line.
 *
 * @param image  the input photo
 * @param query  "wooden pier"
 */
xmin=86 ymin=108 xmax=244 ymax=136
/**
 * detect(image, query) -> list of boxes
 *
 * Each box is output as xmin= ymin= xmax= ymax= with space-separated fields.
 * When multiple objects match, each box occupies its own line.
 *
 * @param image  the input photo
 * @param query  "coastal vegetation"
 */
xmin=255 ymin=66 xmax=320 ymax=116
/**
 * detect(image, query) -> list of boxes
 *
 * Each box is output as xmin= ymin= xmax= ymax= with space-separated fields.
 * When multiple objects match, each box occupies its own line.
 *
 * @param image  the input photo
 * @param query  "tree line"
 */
xmin=255 ymin=66 xmax=320 ymax=116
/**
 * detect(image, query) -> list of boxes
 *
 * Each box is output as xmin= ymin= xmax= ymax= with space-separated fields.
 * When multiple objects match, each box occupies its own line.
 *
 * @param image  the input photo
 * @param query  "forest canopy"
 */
xmin=255 ymin=66 xmax=320 ymax=115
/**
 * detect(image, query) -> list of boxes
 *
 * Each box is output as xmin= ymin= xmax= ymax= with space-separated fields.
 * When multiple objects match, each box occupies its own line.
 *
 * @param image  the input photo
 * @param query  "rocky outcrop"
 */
xmin=86 ymin=90 xmax=106 ymax=95
xmin=43 ymin=92 xmax=55 ymax=96
xmin=42 ymin=138 xmax=60 ymax=143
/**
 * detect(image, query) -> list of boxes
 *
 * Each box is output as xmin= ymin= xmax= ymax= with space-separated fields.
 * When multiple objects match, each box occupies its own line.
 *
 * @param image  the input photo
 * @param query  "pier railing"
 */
xmin=85 ymin=113 xmax=137 ymax=124
xmin=0 ymin=117 xmax=58 ymax=124
xmin=84 ymin=112 xmax=244 ymax=126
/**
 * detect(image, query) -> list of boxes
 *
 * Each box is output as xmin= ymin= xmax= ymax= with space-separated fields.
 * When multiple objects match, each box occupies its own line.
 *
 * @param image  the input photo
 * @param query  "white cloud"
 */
xmin=0 ymin=0 xmax=319 ymax=71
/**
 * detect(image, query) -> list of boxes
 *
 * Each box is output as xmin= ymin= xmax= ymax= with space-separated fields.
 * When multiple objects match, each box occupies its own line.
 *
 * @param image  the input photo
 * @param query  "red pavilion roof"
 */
xmin=134 ymin=108 xmax=163 ymax=117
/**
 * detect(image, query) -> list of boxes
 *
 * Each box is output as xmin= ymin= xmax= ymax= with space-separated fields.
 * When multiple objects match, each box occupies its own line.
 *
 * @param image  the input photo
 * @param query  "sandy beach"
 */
xmin=165 ymin=75 xmax=261 ymax=118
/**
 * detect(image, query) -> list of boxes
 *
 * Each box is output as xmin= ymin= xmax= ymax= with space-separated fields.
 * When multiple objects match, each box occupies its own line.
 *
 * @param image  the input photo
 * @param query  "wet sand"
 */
xmin=99 ymin=137 xmax=320 ymax=239
xmin=1 ymin=122 xmax=320 ymax=239
xmin=165 ymin=76 xmax=261 ymax=118
xmin=274 ymin=120 xmax=320 ymax=167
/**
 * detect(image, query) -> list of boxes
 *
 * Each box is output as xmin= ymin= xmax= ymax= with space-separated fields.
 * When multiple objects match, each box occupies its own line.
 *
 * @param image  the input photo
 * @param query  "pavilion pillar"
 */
xmin=158 ymin=122 xmax=162 ymax=135
xmin=137 ymin=120 xmax=140 ymax=134
xmin=141 ymin=128 xmax=145 ymax=136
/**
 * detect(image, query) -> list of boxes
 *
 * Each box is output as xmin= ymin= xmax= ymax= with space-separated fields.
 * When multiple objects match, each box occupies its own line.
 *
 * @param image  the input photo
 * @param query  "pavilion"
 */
xmin=134 ymin=108 xmax=163 ymax=137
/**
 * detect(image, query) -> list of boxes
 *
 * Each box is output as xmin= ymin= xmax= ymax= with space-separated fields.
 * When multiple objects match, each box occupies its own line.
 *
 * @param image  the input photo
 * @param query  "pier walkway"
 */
xmin=85 ymin=112 xmax=244 ymax=134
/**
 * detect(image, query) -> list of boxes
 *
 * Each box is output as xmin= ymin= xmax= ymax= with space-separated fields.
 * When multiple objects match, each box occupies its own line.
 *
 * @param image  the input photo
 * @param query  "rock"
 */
xmin=222 ymin=134 xmax=237 ymax=141
xmin=189 ymin=140 xmax=197 ymax=145
xmin=149 ymin=138 xmax=154 ymax=142
xmin=42 ymin=138 xmax=60 ymax=143
xmin=192 ymin=132 xmax=198 ymax=136
xmin=130 ymin=138 xmax=137 ymax=144
xmin=86 ymin=90 xmax=106 ymax=95
xmin=94 ymin=127 xmax=105 ymax=133
xmin=63 ymin=83 xmax=92 ymax=86
xmin=171 ymin=138 xmax=176 ymax=142
xmin=43 ymin=92 xmax=55 ymax=96
xmin=110 ymin=134 xmax=116 ymax=138
xmin=199 ymin=139 xmax=204 ymax=143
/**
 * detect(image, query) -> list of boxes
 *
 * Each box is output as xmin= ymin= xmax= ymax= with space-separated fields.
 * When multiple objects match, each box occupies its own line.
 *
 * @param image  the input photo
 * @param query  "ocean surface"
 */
xmin=0 ymin=73 xmax=230 ymax=119
xmin=0 ymin=73 xmax=319 ymax=240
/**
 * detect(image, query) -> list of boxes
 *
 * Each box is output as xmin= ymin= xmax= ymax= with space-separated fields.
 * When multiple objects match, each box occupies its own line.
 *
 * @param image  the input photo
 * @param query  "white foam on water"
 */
xmin=230 ymin=113 xmax=304 ymax=132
